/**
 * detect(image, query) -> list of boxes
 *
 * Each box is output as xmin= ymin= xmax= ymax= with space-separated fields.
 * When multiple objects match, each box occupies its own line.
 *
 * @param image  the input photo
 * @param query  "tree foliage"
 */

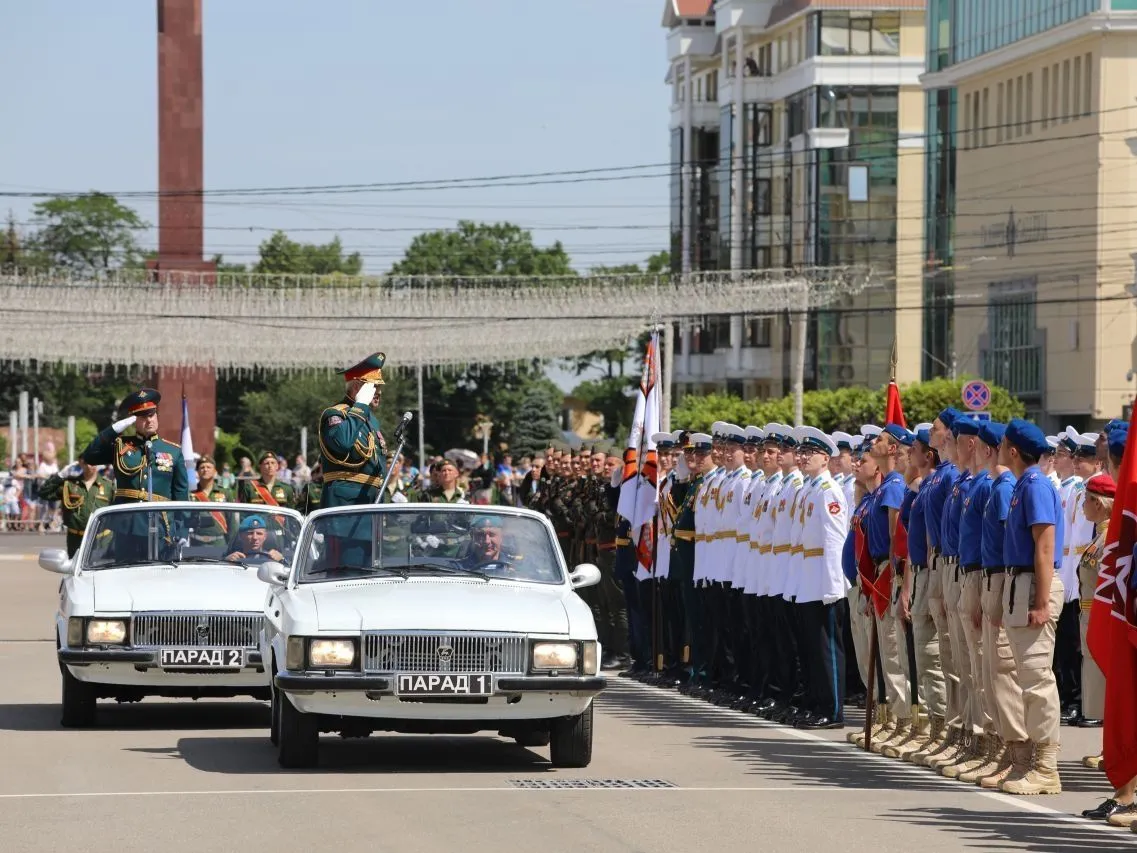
xmin=389 ymin=221 xmax=574 ymax=277
xmin=571 ymin=376 xmax=637 ymax=439
xmin=511 ymin=384 xmax=562 ymax=458
xmin=26 ymin=193 xmax=147 ymax=272
xmin=254 ymin=231 xmax=363 ymax=275
xmin=671 ymin=377 xmax=1027 ymax=433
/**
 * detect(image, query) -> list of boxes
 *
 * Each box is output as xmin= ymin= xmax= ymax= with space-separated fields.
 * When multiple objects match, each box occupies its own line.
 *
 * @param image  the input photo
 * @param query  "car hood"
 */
xmin=90 ymin=565 xmax=266 ymax=613
xmin=308 ymin=579 xmax=572 ymax=634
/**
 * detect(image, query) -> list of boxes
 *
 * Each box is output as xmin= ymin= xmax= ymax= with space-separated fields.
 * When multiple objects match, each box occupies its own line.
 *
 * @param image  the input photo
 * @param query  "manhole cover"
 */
xmin=507 ymin=779 xmax=678 ymax=789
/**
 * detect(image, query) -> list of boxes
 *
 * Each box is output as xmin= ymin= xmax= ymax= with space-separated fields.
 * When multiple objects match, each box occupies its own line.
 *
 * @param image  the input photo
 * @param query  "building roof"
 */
xmin=662 ymin=0 xmax=714 ymax=28
xmin=767 ymin=0 xmax=925 ymax=29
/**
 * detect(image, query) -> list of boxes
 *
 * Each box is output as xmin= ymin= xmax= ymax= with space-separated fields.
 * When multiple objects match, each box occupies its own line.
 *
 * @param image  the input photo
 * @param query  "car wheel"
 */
xmin=269 ymin=682 xmax=282 ymax=747
xmin=513 ymin=730 xmax=551 ymax=748
xmin=277 ymin=691 xmax=319 ymax=769
xmin=549 ymin=701 xmax=593 ymax=768
xmin=60 ymin=664 xmax=96 ymax=728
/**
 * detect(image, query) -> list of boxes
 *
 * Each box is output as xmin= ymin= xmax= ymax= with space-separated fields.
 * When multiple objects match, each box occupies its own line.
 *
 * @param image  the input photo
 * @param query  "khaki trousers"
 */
xmin=1003 ymin=572 xmax=1065 ymax=746
xmin=1079 ymin=603 xmax=1105 ymax=720
xmin=982 ymin=571 xmax=1027 ymax=741
xmin=942 ymin=559 xmax=971 ymax=729
xmin=847 ymin=585 xmax=872 ymax=691
xmin=958 ymin=570 xmax=990 ymax=733
xmin=927 ymin=556 xmax=961 ymax=723
xmin=910 ymin=566 xmax=946 ymax=717
xmin=874 ymin=563 xmax=911 ymax=720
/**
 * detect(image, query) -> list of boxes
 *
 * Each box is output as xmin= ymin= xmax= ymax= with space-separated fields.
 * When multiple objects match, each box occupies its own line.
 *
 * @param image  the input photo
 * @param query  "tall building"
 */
xmin=664 ymin=0 xmax=927 ymax=400
xmin=922 ymin=0 xmax=1137 ymax=428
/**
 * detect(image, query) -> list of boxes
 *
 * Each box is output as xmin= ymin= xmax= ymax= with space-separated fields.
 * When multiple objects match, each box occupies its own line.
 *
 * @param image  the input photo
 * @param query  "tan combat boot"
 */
xmin=979 ymin=740 xmax=1025 ymax=789
xmin=873 ymin=716 xmax=911 ymax=755
xmin=1082 ymin=753 xmax=1103 ymax=770
xmin=948 ymin=732 xmax=993 ymax=780
xmin=1001 ymin=742 xmax=1061 ymax=795
xmin=997 ymin=740 xmax=1036 ymax=791
xmin=928 ymin=727 xmax=966 ymax=770
xmin=884 ymin=714 xmax=928 ymax=760
xmin=959 ymin=733 xmax=1004 ymax=784
xmin=915 ymin=724 xmax=955 ymax=767
xmin=849 ymin=704 xmax=887 ymax=747
xmin=906 ymin=714 xmax=945 ymax=764
xmin=939 ymin=731 xmax=980 ymax=776
xmin=856 ymin=705 xmax=893 ymax=750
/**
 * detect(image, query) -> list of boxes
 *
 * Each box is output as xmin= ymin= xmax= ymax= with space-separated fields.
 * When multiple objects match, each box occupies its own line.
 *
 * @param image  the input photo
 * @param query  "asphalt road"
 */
xmin=0 ymin=534 xmax=1128 ymax=852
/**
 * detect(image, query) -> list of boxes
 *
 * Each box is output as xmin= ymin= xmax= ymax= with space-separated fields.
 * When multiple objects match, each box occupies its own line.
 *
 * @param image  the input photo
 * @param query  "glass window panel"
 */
xmin=848 ymin=166 xmax=869 ymax=202
xmin=871 ymin=12 xmax=900 ymax=56
xmin=820 ymin=12 xmax=850 ymax=56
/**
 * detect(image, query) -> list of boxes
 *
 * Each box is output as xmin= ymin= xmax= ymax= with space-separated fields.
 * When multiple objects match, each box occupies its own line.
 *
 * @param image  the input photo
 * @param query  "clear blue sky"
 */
xmin=1 ymin=0 xmax=670 ymax=273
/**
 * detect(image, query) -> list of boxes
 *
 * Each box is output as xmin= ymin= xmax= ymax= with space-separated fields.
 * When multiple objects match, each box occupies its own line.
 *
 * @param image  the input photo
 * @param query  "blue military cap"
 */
xmin=937 ymin=407 xmax=962 ymax=429
xmin=338 ymin=352 xmax=386 ymax=384
xmin=239 ymin=514 xmax=267 ymax=532
xmin=860 ymin=424 xmax=882 ymax=448
xmin=1109 ymin=427 xmax=1129 ymax=459
xmin=979 ymin=421 xmax=1006 ymax=449
xmin=1105 ymin=419 xmax=1127 ymax=433
xmin=470 ymin=515 xmax=504 ymax=530
xmin=121 ymin=387 xmax=161 ymax=417
xmin=954 ymin=415 xmax=982 ymax=437
xmin=882 ymin=423 xmax=914 ymax=446
xmin=1005 ymin=418 xmax=1051 ymax=458
xmin=915 ymin=427 xmax=933 ymax=447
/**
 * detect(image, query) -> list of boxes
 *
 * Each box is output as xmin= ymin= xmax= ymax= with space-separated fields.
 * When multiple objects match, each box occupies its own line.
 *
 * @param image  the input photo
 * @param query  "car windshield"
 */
xmin=298 ymin=508 xmax=564 ymax=585
xmin=84 ymin=507 xmax=302 ymax=570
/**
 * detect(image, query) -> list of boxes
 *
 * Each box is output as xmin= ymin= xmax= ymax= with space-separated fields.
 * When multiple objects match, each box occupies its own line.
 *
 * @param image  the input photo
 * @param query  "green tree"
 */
xmin=254 ymin=231 xmax=363 ymax=275
xmin=390 ymin=221 xmax=574 ymax=276
xmin=511 ymin=384 xmax=562 ymax=458
xmin=237 ymin=373 xmax=344 ymax=462
xmin=27 ymin=192 xmax=148 ymax=272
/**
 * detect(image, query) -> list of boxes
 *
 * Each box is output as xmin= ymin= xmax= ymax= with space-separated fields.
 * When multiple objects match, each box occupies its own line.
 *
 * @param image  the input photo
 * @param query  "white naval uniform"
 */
xmin=782 ymin=475 xmax=814 ymax=602
xmin=716 ymin=466 xmax=751 ymax=586
xmin=746 ymin=471 xmax=782 ymax=596
xmin=693 ymin=467 xmax=722 ymax=585
xmin=732 ymin=470 xmax=765 ymax=588
xmin=766 ymin=469 xmax=805 ymax=601
xmin=1059 ymin=476 xmax=1089 ymax=604
xmin=655 ymin=471 xmax=675 ymax=580
xmin=795 ymin=471 xmax=851 ymax=604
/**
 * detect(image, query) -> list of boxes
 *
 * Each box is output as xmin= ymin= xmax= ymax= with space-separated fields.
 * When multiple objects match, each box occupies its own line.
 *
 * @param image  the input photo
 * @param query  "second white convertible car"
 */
xmin=42 ymin=501 xmax=303 ymax=727
xmin=259 ymin=504 xmax=607 ymax=769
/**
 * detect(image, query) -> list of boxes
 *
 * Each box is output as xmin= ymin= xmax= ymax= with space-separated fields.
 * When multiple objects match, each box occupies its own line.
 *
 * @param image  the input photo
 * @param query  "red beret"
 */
xmin=1086 ymin=473 xmax=1116 ymax=499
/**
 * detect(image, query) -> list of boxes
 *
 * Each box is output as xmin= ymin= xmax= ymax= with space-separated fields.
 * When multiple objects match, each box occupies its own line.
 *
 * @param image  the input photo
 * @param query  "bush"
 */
xmin=672 ymin=377 xmax=1026 ymax=433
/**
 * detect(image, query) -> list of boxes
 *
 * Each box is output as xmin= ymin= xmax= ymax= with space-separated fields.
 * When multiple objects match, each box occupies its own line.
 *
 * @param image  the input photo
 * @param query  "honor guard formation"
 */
xmin=68 ymin=358 xmax=1134 ymax=827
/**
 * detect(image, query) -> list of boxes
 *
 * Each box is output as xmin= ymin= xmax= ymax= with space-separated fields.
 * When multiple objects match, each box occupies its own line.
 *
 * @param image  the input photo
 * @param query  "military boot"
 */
xmin=1001 ymin=742 xmax=1061 ymax=795
xmin=916 ymin=721 xmax=957 ymax=767
xmin=980 ymin=740 xmax=1026 ymax=789
xmin=882 ymin=714 xmax=925 ymax=759
xmin=927 ymin=727 xmax=965 ymax=770
xmin=1082 ymin=753 xmax=1104 ymax=770
xmin=945 ymin=732 xmax=990 ymax=779
xmin=959 ymin=734 xmax=1004 ymax=784
xmin=872 ymin=716 xmax=910 ymax=755
xmin=997 ymin=740 xmax=1036 ymax=791
xmin=850 ymin=704 xmax=888 ymax=748
xmin=905 ymin=714 xmax=944 ymax=764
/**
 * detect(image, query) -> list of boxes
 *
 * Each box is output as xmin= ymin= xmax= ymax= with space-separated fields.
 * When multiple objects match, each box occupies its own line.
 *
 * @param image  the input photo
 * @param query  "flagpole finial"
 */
xmin=889 ymin=339 xmax=898 ymax=383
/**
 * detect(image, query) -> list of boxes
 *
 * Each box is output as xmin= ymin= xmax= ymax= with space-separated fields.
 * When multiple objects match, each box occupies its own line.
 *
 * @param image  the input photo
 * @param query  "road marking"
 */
xmin=614 ymin=680 xmax=1114 ymax=832
xmin=0 ymin=786 xmax=852 ymax=801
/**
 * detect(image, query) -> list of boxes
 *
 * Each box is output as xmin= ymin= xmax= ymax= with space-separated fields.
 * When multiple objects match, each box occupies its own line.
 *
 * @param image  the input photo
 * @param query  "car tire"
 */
xmin=269 ymin=682 xmax=282 ymax=747
xmin=549 ymin=701 xmax=593 ymax=768
xmin=277 ymin=691 xmax=319 ymax=769
xmin=60 ymin=664 xmax=96 ymax=728
xmin=513 ymin=730 xmax=551 ymax=748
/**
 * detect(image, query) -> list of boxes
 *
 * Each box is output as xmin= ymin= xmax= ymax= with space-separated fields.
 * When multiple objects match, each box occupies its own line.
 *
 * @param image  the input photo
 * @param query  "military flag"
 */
xmin=181 ymin=393 xmax=198 ymax=491
xmin=617 ymin=331 xmax=661 ymax=570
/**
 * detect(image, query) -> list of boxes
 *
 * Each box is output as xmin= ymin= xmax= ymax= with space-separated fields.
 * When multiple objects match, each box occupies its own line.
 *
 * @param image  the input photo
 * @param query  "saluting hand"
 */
xmin=354 ymin=382 xmax=377 ymax=407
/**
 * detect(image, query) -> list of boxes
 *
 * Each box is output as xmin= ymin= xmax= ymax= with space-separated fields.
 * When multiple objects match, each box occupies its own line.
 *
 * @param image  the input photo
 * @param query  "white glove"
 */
xmin=675 ymin=455 xmax=690 ymax=481
xmin=390 ymin=491 xmax=408 ymax=504
xmin=353 ymin=382 xmax=377 ymax=407
xmin=177 ymin=537 xmax=190 ymax=548
xmin=112 ymin=416 xmax=137 ymax=434
xmin=63 ymin=462 xmax=82 ymax=479
xmin=609 ymin=467 xmax=623 ymax=488
xmin=313 ymin=533 xmax=325 ymax=545
xmin=425 ymin=534 xmax=440 ymax=549
xmin=456 ymin=498 xmax=469 ymax=505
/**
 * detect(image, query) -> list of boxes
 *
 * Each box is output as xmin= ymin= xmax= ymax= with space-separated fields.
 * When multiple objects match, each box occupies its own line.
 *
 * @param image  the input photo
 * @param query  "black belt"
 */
xmin=983 ymin=566 xmax=1005 ymax=575
xmin=963 ymin=563 xmax=983 ymax=573
xmin=1008 ymin=565 xmax=1035 ymax=575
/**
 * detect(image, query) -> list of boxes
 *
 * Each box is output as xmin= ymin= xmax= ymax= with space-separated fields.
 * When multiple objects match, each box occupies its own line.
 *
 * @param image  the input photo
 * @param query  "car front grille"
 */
xmin=362 ymin=632 xmax=527 ymax=674
xmin=131 ymin=613 xmax=261 ymax=648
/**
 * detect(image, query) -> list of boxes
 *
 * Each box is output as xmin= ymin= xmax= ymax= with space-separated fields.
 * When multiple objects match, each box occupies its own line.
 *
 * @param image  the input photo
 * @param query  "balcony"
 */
xmin=714 ymin=0 xmax=777 ymax=35
xmin=674 ymin=345 xmax=774 ymax=382
xmin=667 ymin=24 xmax=718 ymax=62
xmin=670 ymin=99 xmax=723 ymax=129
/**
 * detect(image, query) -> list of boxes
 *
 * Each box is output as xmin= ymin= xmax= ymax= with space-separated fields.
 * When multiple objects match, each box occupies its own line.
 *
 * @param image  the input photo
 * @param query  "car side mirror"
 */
xmin=38 ymin=548 xmax=72 ymax=575
xmin=569 ymin=563 xmax=601 ymax=590
xmin=256 ymin=561 xmax=290 ymax=588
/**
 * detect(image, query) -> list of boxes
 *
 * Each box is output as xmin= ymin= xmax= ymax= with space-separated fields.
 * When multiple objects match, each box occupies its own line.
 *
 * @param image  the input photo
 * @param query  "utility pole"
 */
xmin=791 ymin=282 xmax=808 ymax=427
xmin=661 ymin=322 xmax=673 ymax=433
xmin=417 ymin=361 xmax=426 ymax=475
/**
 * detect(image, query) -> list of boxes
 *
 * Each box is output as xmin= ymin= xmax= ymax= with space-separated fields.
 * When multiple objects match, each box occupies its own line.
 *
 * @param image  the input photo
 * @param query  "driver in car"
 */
xmin=225 ymin=515 xmax=284 ymax=563
xmin=463 ymin=516 xmax=523 ymax=576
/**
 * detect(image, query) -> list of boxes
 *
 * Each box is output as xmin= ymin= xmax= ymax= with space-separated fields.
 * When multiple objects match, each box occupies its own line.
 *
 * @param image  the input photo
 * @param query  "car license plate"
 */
xmin=160 ymin=648 xmax=244 ymax=669
xmin=396 ymin=673 xmax=492 ymax=696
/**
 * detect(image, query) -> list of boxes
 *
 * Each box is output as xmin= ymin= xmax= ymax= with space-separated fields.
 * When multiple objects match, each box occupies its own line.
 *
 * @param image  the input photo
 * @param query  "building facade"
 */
xmin=922 ymin=0 xmax=1137 ymax=428
xmin=665 ymin=0 xmax=927 ymax=400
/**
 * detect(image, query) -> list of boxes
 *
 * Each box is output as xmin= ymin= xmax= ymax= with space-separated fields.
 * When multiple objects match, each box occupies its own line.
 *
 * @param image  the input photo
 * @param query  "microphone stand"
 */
xmin=145 ymin=440 xmax=158 ymax=561
xmin=375 ymin=412 xmax=413 ymax=504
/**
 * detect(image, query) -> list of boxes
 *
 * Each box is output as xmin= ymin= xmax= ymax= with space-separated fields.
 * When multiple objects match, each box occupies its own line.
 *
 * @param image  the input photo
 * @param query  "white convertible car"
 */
xmin=40 ymin=501 xmax=303 ymax=727
xmin=259 ymin=504 xmax=607 ymax=769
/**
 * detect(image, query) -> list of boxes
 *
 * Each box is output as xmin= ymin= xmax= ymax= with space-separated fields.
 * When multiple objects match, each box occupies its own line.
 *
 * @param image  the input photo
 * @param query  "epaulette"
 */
xmin=820 ymin=480 xmax=833 ymax=490
xmin=1074 ymin=481 xmax=1086 ymax=491
xmin=161 ymin=438 xmax=181 ymax=448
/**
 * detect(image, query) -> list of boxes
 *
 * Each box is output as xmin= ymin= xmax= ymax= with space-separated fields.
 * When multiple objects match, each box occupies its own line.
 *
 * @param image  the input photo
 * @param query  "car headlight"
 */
xmin=581 ymin=641 xmax=599 ymax=676
xmin=532 ymin=642 xmax=578 ymax=672
xmin=86 ymin=620 xmax=127 ymax=645
xmin=308 ymin=638 xmax=356 ymax=668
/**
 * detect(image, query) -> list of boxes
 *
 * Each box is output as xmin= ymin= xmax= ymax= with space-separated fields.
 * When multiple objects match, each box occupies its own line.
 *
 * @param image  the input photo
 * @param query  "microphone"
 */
xmin=394 ymin=411 xmax=413 ymax=442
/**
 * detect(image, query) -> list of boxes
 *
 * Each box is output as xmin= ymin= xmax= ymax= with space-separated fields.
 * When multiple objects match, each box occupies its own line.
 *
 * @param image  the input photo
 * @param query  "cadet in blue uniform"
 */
xmin=80 ymin=388 xmax=189 ymax=560
xmin=998 ymin=418 xmax=1065 ymax=795
xmin=316 ymin=352 xmax=390 ymax=568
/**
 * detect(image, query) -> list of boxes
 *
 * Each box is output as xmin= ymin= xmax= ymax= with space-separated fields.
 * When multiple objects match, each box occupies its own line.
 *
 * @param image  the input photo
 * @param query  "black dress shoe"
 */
xmin=1077 ymin=718 xmax=1103 ymax=728
xmin=754 ymin=697 xmax=777 ymax=714
xmin=1061 ymin=705 xmax=1081 ymax=725
xmin=800 ymin=717 xmax=846 ymax=731
xmin=1082 ymin=798 xmax=1124 ymax=820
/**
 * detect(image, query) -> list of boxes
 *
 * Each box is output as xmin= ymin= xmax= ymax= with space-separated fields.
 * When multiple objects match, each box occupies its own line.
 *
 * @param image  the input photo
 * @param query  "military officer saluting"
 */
xmin=38 ymin=459 xmax=114 ymax=556
xmin=319 ymin=351 xmax=389 ymax=508
xmin=238 ymin=450 xmax=295 ymax=509
xmin=81 ymin=388 xmax=188 ymax=505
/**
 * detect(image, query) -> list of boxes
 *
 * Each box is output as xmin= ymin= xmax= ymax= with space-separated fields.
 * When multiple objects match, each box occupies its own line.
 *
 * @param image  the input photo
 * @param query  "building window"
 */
xmin=707 ymin=70 xmax=718 ymax=102
xmin=982 ymin=87 xmax=989 ymax=147
xmin=1051 ymin=62 xmax=1059 ymax=124
xmin=1062 ymin=59 xmax=1071 ymax=122
xmin=755 ymin=177 xmax=772 ymax=215
xmin=983 ymin=287 xmax=1042 ymax=399
xmin=1073 ymin=55 xmax=1082 ymax=118
xmin=1083 ymin=52 xmax=1093 ymax=117
xmin=816 ymin=10 xmax=899 ymax=57
xmin=1026 ymin=72 xmax=1033 ymax=135
xmin=746 ymin=316 xmax=772 ymax=347
xmin=963 ymin=91 xmax=972 ymax=149
xmin=996 ymin=83 xmax=1004 ymax=143
xmin=1015 ymin=75 xmax=1023 ymax=138
xmin=1041 ymin=67 xmax=1049 ymax=129
xmin=670 ymin=128 xmax=683 ymax=271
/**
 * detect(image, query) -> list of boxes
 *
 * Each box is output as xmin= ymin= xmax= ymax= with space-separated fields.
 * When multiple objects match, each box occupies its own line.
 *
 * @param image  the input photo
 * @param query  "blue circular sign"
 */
xmin=962 ymin=380 xmax=991 ymax=411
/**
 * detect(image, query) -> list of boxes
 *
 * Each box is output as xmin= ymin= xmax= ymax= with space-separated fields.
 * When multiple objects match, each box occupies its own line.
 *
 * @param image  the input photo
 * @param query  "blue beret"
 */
xmin=937 ymin=407 xmax=962 ymax=429
xmin=239 ymin=514 xmax=266 ymax=532
xmin=954 ymin=415 xmax=982 ymax=437
xmin=979 ymin=421 xmax=1006 ymax=449
xmin=1109 ymin=427 xmax=1129 ymax=458
xmin=915 ymin=427 xmax=933 ymax=446
xmin=470 ymin=515 xmax=504 ymax=530
xmin=882 ymin=424 xmax=914 ymax=446
xmin=1105 ymin=419 xmax=1127 ymax=432
xmin=1005 ymin=418 xmax=1050 ymax=458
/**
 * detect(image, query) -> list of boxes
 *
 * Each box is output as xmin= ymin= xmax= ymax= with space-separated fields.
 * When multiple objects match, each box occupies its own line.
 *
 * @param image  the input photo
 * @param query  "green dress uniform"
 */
xmin=38 ymin=471 xmax=115 ymax=557
xmin=79 ymin=387 xmax=189 ymax=560
xmin=298 ymin=480 xmax=324 ymax=515
xmin=190 ymin=481 xmax=234 ymax=545
xmin=237 ymin=476 xmax=296 ymax=510
xmin=407 ymin=484 xmax=469 ymax=558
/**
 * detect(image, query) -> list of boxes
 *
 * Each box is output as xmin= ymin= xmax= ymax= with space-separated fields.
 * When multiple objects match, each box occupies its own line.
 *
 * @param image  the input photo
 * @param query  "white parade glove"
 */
xmin=313 ymin=533 xmax=325 ymax=545
xmin=63 ymin=462 xmax=82 ymax=479
xmin=424 ymin=534 xmax=440 ymax=549
xmin=177 ymin=537 xmax=190 ymax=548
xmin=112 ymin=415 xmax=137 ymax=434
xmin=353 ymin=382 xmax=376 ymax=407
xmin=675 ymin=455 xmax=690 ymax=480
xmin=456 ymin=498 xmax=469 ymax=505
xmin=390 ymin=491 xmax=408 ymax=504
xmin=609 ymin=467 xmax=622 ymax=488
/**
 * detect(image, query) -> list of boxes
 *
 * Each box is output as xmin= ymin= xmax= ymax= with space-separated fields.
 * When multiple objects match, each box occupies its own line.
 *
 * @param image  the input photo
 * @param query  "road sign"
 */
xmin=962 ymin=380 xmax=991 ymax=411
xmin=971 ymin=411 xmax=992 ymax=422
